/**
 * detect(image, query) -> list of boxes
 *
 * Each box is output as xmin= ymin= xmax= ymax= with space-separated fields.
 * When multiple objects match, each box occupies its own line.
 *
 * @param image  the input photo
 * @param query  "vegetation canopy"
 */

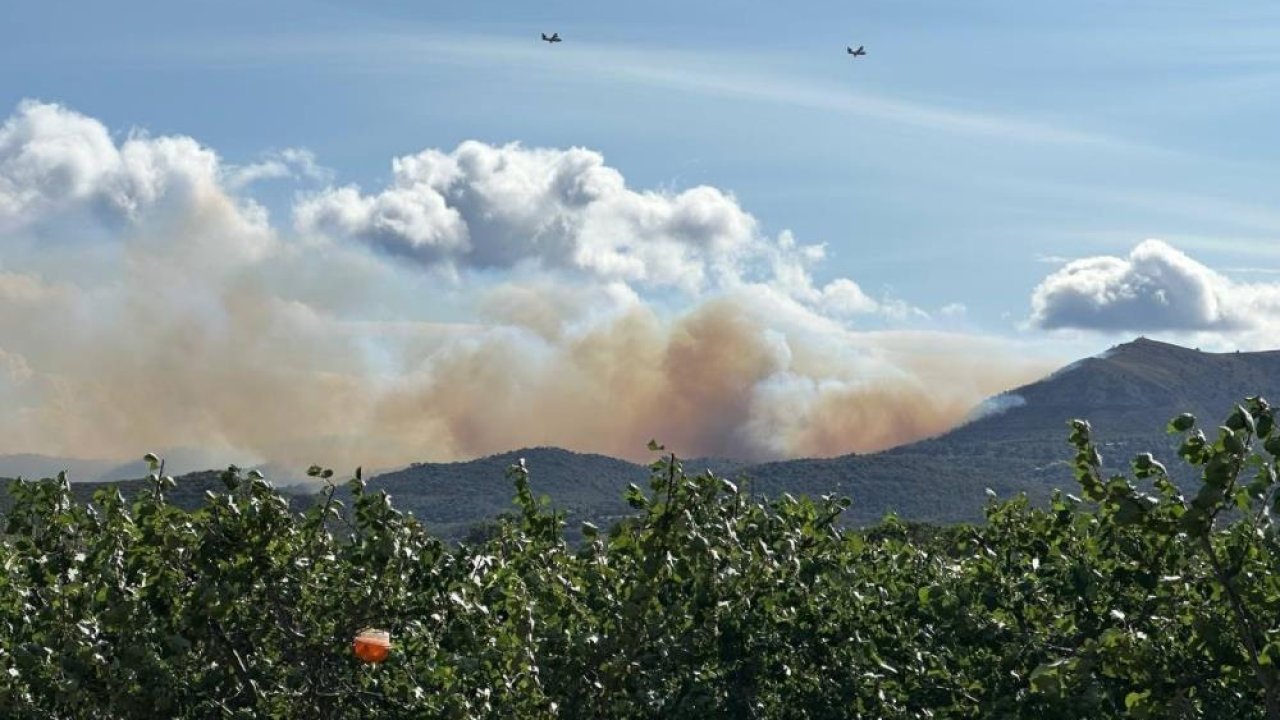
xmin=1 ymin=400 xmax=1279 ymax=718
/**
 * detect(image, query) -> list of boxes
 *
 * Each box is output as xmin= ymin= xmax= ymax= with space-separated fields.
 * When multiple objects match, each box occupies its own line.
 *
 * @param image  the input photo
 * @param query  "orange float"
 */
xmin=353 ymin=628 xmax=391 ymax=663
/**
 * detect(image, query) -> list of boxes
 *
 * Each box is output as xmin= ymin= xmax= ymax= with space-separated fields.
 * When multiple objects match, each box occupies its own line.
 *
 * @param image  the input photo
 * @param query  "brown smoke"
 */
xmin=368 ymin=295 xmax=1059 ymax=464
xmin=0 ymin=269 xmax=1058 ymax=472
xmin=0 ymin=103 xmax=1065 ymax=473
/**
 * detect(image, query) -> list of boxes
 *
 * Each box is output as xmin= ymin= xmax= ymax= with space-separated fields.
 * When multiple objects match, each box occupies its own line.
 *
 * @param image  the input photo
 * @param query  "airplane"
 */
xmin=847 ymin=45 xmax=866 ymax=57
xmin=542 ymin=32 xmax=562 ymax=43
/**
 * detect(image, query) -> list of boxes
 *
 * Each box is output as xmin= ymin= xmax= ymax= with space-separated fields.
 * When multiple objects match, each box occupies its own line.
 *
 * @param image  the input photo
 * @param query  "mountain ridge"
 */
xmin=6 ymin=337 xmax=1279 ymax=538
xmin=355 ymin=337 xmax=1280 ymax=535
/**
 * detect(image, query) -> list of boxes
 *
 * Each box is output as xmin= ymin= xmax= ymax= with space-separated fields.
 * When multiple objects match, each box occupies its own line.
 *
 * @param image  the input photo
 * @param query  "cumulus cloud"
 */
xmin=295 ymin=141 xmax=770 ymax=292
xmin=0 ymin=100 xmax=1059 ymax=471
xmin=0 ymin=99 xmax=275 ymax=274
xmin=294 ymin=141 xmax=931 ymax=324
xmin=817 ymin=279 xmax=881 ymax=315
xmin=0 ymin=100 xmax=119 ymax=223
xmin=1029 ymin=239 xmax=1280 ymax=336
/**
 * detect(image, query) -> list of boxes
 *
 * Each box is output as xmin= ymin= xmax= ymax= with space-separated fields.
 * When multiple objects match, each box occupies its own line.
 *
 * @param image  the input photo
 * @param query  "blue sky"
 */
xmin=8 ymin=0 xmax=1280 ymax=324
xmin=3 ymin=0 xmax=1280 ymax=464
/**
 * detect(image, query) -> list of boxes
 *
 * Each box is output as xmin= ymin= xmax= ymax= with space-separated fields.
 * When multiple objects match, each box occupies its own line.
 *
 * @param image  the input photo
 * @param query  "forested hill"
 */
xmin=947 ymin=337 xmax=1280 ymax=441
xmin=355 ymin=338 xmax=1280 ymax=536
xmin=743 ymin=338 xmax=1280 ymax=525
xmin=6 ymin=338 xmax=1280 ymax=537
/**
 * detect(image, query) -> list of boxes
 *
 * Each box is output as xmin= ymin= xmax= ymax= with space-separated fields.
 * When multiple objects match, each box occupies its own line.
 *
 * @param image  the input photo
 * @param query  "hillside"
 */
xmin=0 ymin=454 xmax=121 ymax=484
xmin=364 ymin=449 xmax=746 ymax=540
xmin=6 ymin=338 xmax=1279 ymax=538
xmin=338 ymin=338 xmax=1280 ymax=536
xmin=0 ymin=470 xmax=319 ymax=519
xmin=743 ymin=338 xmax=1280 ymax=524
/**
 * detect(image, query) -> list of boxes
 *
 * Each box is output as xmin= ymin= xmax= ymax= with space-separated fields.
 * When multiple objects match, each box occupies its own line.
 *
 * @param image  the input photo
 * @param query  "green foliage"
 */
xmin=1037 ymin=397 xmax=1280 ymax=718
xmin=1 ymin=400 xmax=1279 ymax=717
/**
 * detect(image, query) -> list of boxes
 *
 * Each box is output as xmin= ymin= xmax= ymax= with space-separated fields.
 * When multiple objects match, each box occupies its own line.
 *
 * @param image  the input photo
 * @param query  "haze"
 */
xmin=3 ymin=1 xmax=1279 ymax=470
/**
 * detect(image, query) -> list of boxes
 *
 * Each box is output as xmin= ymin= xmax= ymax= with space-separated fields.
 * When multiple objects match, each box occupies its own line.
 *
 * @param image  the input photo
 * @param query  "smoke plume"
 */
xmin=0 ymin=100 xmax=1058 ymax=473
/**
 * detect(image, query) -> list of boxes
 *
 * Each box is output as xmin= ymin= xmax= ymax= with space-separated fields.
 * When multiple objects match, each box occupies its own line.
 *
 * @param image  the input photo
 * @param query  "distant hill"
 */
xmin=363 ymin=449 xmax=746 ymax=541
xmin=92 ymin=448 xmax=312 ymax=485
xmin=0 ymin=469 xmax=318 ymax=518
xmin=6 ymin=338 xmax=1278 ymax=538
xmin=0 ymin=454 xmax=121 ymax=484
xmin=340 ymin=338 xmax=1280 ymax=537
xmin=360 ymin=338 xmax=1280 ymax=535
xmin=742 ymin=338 xmax=1280 ymax=524
xmin=0 ymin=470 xmax=222 ymax=516
xmin=0 ymin=448 xmax=313 ymax=489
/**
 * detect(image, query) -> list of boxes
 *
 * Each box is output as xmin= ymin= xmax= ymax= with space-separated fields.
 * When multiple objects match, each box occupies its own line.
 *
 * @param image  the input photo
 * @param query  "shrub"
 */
xmin=0 ymin=402 xmax=1277 ymax=718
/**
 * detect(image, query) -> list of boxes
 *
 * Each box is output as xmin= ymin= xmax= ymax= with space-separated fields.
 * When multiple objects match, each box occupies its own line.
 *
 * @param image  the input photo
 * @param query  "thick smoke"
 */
xmin=372 ymin=293 xmax=1055 ymax=462
xmin=0 ymin=101 xmax=1058 ymax=472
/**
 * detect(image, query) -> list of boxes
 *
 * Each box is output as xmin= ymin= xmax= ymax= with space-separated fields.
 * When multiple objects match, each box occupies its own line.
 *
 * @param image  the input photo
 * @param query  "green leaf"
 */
xmin=1265 ymin=435 xmax=1280 ymax=457
xmin=1223 ymin=427 xmax=1247 ymax=454
xmin=1256 ymin=412 xmax=1274 ymax=439
xmin=1029 ymin=660 xmax=1068 ymax=695
xmin=1226 ymin=404 xmax=1255 ymax=434
xmin=1168 ymin=413 xmax=1196 ymax=433
xmin=1125 ymin=690 xmax=1151 ymax=710
xmin=1262 ymin=642 xmax=1280 ymax=667
xmin=624 ymin=483 xmax=648 ymax=509
xmin=1114 ymin=497 xmax=1146 ymax=526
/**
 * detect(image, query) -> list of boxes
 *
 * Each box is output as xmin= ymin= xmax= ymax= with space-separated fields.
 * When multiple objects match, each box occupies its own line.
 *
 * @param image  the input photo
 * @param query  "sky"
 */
xmin=2 ymin=0 xmax=1280 ymax=470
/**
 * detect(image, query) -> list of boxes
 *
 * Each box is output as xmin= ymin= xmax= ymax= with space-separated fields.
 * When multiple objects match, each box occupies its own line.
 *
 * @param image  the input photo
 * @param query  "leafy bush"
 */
xmin=0 ymin=401 xmax=1278 ymax=718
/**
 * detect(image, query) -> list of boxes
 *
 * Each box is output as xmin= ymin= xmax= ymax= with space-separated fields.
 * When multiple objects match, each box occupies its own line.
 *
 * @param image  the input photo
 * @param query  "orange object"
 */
xmin=353 ymin=628 xmax=391 ymax=663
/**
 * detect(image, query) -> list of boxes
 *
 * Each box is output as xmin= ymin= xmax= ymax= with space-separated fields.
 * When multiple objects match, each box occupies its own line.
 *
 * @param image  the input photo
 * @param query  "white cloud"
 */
xmin=294 ymin=139 xmax=933 ymax=323
xmin=0 ymin=100 xmax=276 ymax=269
xmin=1034 ymin=253 xmax=1073 ymax=264
xmin=295 ymin=141 xmax=769 ymax=293
xmin=0 ymin=100 xmax=1055 ymax=467
xmin=0 ymin=100 xmax=119 ymax=223
xmin=1029 ymin=239 xmax=1280 ymax=337
xmin=226 ymin=148 xmax=331 ymax=189
xmin=817 ymin=278 xmax=881 ymax=316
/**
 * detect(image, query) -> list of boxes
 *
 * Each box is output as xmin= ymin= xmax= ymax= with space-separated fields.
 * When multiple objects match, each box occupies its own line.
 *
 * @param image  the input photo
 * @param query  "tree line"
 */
xmin=1 ymin=399 xmax=1278 ymax=718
